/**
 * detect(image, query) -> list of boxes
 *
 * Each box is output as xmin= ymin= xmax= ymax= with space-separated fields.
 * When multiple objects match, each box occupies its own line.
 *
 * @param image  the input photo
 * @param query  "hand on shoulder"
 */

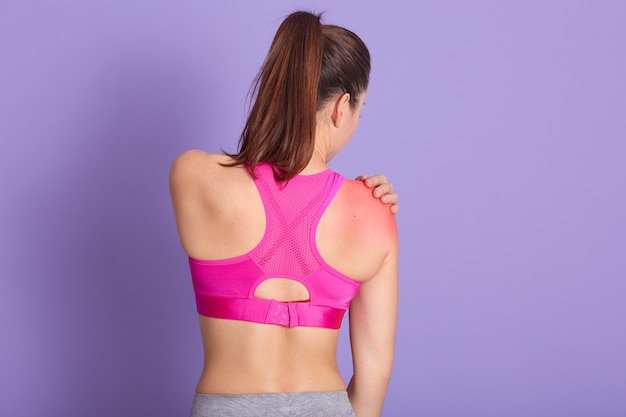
xmin=338 ymin=178 xmax=398 ymax=244
xmin=343 ymin=179 xmax=397 ymax=215
xmin=355 ymin=174 xmax=399 ymax=214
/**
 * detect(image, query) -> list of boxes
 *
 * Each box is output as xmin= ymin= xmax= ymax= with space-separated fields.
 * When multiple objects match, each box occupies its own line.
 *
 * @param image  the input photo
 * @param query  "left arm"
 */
xmin=347 ymin=219 xmax=398 ymax=416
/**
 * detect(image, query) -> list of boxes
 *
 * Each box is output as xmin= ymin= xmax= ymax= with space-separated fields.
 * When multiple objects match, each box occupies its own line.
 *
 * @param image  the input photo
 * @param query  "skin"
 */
xmin=359 ymin=174 xmax=399 ymax=213
xmin=170 ymin=93 xmax=398 ymax=417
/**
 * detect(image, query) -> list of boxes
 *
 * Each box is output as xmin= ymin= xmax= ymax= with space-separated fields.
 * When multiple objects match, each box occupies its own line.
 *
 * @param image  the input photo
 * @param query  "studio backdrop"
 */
xmin=1 ymin=1 xmax=625 ymax=416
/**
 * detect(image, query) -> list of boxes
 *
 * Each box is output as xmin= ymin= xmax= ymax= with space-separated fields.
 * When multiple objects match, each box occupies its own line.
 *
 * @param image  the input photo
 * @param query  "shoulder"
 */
xmin=338 ymin=179 xmax=396 ymax=220
xmin=170 ymin=150 xmax=225 ymax=182
xmin=317 ymin=177 xmax=397 ymax=282
xmin=334 ymin=178 xmax=398 ymax=244
xmin=169 ymin=151 xmax=247 ymax=191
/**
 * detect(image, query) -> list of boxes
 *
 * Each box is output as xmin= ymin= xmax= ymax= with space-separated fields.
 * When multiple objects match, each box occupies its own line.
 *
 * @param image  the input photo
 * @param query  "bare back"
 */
xmin=169 ymin=151 xmax=397 ymax=394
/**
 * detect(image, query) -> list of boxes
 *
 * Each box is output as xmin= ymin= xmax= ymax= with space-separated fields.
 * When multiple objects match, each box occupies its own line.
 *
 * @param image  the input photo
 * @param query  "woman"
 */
xmin=170 ymin=11 xmax=398 ymax=417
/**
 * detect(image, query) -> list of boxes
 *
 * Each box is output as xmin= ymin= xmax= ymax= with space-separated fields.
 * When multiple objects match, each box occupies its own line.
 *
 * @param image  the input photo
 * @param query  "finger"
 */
xmin=354 ymin=174 xmax=369 ymax=182
xmin=373 ymin=183 xmax=393 ymax=198
xmin=380 ymin=192 xmax=399 ymax=204
xmin=391 ymin=204 xmax=400 ymax=214
xmin=364 ymin=174 xmax=388 ymax=188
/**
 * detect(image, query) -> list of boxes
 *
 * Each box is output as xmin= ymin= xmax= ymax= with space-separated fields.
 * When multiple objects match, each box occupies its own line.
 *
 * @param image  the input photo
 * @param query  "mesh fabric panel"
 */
xmin=252 ymin=167 xmax=336 ymax=277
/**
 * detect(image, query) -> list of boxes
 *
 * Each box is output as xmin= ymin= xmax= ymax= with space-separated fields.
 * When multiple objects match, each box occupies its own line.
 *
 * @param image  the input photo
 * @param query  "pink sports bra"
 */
xmin=189 ymin=163 xmax=361 ymax=329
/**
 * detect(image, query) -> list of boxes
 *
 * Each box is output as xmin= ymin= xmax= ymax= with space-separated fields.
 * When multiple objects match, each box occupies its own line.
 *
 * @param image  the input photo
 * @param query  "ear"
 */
xmin=330 ymin=93 xmax=351 ymax=128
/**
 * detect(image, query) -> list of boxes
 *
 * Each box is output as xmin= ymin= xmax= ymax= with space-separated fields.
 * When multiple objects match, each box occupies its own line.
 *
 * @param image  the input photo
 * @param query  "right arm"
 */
xmin=347 ymin=219 xmax=399 ymax=417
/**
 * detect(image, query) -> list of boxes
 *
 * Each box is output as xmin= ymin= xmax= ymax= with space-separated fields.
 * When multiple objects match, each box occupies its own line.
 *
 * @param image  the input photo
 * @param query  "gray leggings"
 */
xmin=190 ymin=391 xmax=356 ymax=417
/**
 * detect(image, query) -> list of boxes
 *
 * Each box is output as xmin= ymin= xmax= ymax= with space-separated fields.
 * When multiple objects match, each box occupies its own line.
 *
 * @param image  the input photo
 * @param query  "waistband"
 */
xmin=190 ymin=391 xmax=355 ymax=417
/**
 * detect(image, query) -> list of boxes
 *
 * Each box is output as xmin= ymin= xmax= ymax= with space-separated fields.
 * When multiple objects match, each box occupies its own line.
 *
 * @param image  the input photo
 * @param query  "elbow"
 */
xmin=353 ymin=353 xmax=394 ymax=383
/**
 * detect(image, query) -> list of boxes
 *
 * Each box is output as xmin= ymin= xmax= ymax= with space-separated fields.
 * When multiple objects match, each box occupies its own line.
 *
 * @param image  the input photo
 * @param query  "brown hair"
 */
xmin=224 ymin=11 xmax=371 ymax=181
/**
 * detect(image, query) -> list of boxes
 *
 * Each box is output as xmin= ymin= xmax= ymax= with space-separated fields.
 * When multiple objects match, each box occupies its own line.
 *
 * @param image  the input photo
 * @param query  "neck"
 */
xmin=300 ymin=150 xmax=328 ymax=175
xmin=300 ymin=120 xmax=334 ymax=175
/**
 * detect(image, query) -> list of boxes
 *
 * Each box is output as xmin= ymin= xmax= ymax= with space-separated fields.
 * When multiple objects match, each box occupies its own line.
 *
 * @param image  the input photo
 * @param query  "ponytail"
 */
xmin=225 ymin=11 xmax=323 ymax=182
xmin=224 ymin=11 xmax=370 ymax=182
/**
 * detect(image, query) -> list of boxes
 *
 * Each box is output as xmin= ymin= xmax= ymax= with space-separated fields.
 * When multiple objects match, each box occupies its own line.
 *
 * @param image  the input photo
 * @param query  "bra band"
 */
xmin=196 ymin=294 xmax=346 ymax=329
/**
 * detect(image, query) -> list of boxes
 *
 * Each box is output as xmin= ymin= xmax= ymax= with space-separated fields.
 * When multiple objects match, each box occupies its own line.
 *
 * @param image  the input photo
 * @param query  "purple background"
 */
xmin=1 ymin=1 xmax=625 ymax=416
